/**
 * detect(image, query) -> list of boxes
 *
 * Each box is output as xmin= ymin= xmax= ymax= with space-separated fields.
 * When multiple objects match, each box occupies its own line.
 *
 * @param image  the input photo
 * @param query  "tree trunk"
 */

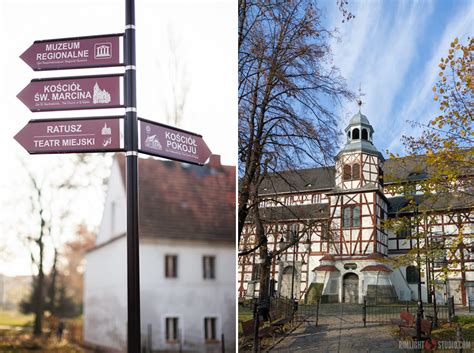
xmin=33 ymin=239 xmax=44 ymax=336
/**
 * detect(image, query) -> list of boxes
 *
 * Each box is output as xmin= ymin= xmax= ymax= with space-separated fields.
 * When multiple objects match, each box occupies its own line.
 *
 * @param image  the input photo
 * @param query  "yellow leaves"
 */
xmin=434 ymin=95 xmax=439 ymax=101
xmin=439 ymin=88 xmax=445 ymax=94
xmin=439 ymin=71 xmax=444 ymax=77
xmin=433 ymin=86 xmax=437 ymax=92
xmin=461 ymin=130 xmax=466 ymax=137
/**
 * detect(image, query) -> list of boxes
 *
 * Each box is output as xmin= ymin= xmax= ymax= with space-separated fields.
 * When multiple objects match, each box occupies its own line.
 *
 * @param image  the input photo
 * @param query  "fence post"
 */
xmin=221 ymin=333 xmax=225 ymax=353
xmin=315 ymin=297 xmax=320 ymax=327
xmin=363 ymin=298 xmax=367 ymax=328
xmin=448 ymin=297 xmax=453 ymax=324
xmin=456 ymin=324 xmax=463 ymax=353
xmin=253 ymin=300 xmax=260 ymax=353
xmin=452 ymin=296 xmax=456 ymax=317
xmin=406 ymin=300 xmax=409 ymax=313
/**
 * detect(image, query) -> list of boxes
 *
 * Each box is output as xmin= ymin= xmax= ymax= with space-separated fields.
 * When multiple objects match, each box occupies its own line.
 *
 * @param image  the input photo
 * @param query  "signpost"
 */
xmin=17 ymin=74 xmax=123 ymax=112
xmin=14 ymin=117 xmax=123 ymax=154
xmin=139 ymin=118 xmax=212 ymax=165
xmin=20 ymin=34 xmax=123 ymax=71
xmin=15 ymin=0 xmax=211 ymax=351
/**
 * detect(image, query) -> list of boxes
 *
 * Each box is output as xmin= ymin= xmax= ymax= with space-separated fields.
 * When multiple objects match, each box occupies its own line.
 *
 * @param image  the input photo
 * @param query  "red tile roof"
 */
xmin=313 ymin=265 xmax=339 ymax=272
xmin=320 ymin=254 xmax=336 ymax=261
xmin=361 ymin=265 xmax=392 ymax=272
xmin=117 ymin=154 xmax=235 ymax=243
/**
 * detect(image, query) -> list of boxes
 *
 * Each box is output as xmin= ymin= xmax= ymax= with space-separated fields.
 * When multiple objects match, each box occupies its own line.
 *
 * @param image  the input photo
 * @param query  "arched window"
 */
xmin=406 ymin=266 xmax=419 ymax=284
xmin=352 ymin=128 xmax=360 ymax=140
xmin=362 ymin=129 xmax=368 ymax=140
xmin=343 ymin=165 xmax=352 ymax=181
xmin=352 ymin=163 xmax=360 ymax=180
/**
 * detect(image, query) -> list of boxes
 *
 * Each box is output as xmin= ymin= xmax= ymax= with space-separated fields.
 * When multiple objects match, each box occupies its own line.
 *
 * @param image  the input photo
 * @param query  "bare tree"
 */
xmin=18 ymin=154 xmax=109 ymax=336
xmin=162 ymin=27 xmax=190 ymax=127
xmin=238 ymin=0 xmax=354 ymax=307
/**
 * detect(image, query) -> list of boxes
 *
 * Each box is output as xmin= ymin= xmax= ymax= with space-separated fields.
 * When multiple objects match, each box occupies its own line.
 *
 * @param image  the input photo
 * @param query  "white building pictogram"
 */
xmin=145 ymin=134 xmax=162 ymax=150
xmin=94 ymin=43 xmax=112 ymax=59
xmin=93 ymin=83 xmax=111 ymax=104
xmin=101 ymin=123 xmax=112 ymax=135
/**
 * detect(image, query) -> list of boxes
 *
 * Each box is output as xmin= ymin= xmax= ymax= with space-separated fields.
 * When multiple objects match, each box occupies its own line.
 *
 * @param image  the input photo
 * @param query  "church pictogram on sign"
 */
xmin=93 ymin=82 xmax=111 ymax=104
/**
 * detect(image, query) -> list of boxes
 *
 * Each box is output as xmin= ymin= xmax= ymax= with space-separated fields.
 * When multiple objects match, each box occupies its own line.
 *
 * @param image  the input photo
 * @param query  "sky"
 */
xmin=0 ymin=0 xmax=236 ymax=276
xmin=324 ymin=0 xmax=472 ymax=155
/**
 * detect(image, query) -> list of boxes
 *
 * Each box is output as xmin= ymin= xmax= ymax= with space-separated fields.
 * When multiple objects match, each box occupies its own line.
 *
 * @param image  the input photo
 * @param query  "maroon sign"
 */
xmin=138 ymin=118 xmax=212 ymax=165
xmin=14 ymin=117 xmax=123 ymax=154
xmin=17 ymin=74 xmax=123 ymax=112
xmin=20 ymin=34 xmax=123 ymax=71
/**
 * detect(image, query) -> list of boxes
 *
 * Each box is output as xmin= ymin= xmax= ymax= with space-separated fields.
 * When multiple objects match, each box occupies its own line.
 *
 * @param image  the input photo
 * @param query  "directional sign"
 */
xmin=14 ymin=117 xmax=123 ymax=154
xmin=138 ymin=118 xmax=212 ymax=165
xmin=20 ymin=34 xmax=123 ymax=71
xmin=17 ymin=74 xmax=123 ymax=112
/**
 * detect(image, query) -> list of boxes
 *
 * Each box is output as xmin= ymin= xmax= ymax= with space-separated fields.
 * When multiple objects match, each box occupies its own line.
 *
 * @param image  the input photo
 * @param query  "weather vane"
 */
xmin=357 ymin=83 xmax=366 ymax=112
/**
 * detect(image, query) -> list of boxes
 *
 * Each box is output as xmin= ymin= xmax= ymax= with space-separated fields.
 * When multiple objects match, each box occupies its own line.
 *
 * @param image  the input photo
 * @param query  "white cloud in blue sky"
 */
xmin=325 ymin=0 xmax=473 ymax=156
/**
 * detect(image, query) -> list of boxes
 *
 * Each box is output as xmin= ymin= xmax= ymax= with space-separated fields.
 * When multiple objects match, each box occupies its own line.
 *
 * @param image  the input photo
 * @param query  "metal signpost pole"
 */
xmin=124 ymin=0 xmax=140 ymax=351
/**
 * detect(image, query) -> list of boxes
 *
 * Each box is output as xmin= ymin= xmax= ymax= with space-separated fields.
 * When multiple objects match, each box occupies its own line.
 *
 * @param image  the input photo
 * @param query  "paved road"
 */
xmin=269 ymin=304 xmax=403 ymax=353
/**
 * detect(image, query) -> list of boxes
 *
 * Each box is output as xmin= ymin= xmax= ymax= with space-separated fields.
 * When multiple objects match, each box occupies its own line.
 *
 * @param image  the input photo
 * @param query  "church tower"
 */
xmin=323 ymin=107 xmax=396 ymax=304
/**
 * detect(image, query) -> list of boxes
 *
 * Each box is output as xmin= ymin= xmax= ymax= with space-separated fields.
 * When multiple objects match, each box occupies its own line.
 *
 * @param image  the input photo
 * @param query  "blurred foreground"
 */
xmin=0 ymin=310 xmax=92 ymax=353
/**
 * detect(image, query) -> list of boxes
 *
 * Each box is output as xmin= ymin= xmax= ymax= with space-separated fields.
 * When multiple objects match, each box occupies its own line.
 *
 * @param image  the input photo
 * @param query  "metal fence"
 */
xmin=363 ymin=300 xmax=451 ymax=325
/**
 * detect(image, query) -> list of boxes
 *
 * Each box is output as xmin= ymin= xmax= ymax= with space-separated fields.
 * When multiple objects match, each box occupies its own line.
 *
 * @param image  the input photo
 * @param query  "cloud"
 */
xmin=387 ymin=1 xmax=473 ymax=153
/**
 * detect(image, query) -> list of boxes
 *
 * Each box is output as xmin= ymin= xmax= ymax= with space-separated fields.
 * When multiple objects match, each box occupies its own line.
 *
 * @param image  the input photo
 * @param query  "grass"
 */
xmin=0 ymin=311 xmax=33 ymax=327
xmin=430 ymin=315 xmax=474 ymax=342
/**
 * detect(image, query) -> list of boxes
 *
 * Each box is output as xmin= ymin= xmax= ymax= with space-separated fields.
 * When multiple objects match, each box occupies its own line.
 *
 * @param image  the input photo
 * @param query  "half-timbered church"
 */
xmin=238 ymin=109 xmax=473 ymax=306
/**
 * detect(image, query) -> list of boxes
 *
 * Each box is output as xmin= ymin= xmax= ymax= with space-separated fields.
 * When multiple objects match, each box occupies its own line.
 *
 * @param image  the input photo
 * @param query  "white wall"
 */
xmin=97 ymin=159 xmax=127 ymax=245
xmin=84 ymin=236 xmax=127 ymax=351
xmin=84 ymin=237 xmax=236 ymax=352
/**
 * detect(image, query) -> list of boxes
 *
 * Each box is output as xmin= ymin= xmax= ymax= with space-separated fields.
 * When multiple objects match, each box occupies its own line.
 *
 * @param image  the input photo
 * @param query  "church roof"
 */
xmin=348 ymin=111 xmax=371 ymax=128
xmin=361 ymin=265 xmax=392 ymax=272
xmin=336 ymin=139 xmax=382 ymax=159
xmin=259 ymin=167 xmax=335 ymax=195
xmin=258 ymin=204 xmax=329 ymax=221
xmin=313 ymin=265 xmax=339 ymax=272
xmin=117 ymin=154 xmax=235 ymax=243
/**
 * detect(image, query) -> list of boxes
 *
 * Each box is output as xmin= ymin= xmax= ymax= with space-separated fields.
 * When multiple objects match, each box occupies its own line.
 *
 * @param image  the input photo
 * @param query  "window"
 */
xmin=343 ymin=164 xmax=360 ymax=181
xmin=287 ymin=223 xmax=298 ymax=241
xmin=251 ymin=263 xmax=260 ymax=281
xmin=342 ymin=206 xmax=360 ymax=228
xmin=352 ymin=128 xmax=360 ymax=140
xmin=165 ymin=255 xmax=178 ymax=278
xmin=312 ymin=194 xmax=321 ymax=204
xmin=406 ymin=266 xmax=419 ymax=284
xmin=203 ymin=256 xmax=215 ymax=279
xmin=165 ymin=317 xmax=179 ymax=342
xmin=204 ymin=317 xmax=217 ymax=341
xmin=352 ymin=163 xmax=360 ymax=180
xmin=362 ymin=129 xmax=368 ymax=140
xmin=343 ymin=164 xmax=352 ymax=181
xmin=347 ymin=130 xmax=351 ymax=139
xmin=352 ymin=206 xmax=360 ymax=227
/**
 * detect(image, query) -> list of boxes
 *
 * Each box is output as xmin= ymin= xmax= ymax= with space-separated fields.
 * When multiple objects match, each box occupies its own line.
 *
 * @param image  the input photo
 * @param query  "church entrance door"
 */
xmin=343 ymin=273 xmax=359 ymax=303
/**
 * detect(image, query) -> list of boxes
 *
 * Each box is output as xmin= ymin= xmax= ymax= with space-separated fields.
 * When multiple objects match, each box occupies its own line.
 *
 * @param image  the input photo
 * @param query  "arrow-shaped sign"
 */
xmin=138 ymin=118 xmax=212 ymax=165
xmin=20 ymin=33 xmax=123 ymax=71
xmin=14 ymin=117 xmax=123 ymax=154
xmin=17 ymin=74 xmax=123 ymax=112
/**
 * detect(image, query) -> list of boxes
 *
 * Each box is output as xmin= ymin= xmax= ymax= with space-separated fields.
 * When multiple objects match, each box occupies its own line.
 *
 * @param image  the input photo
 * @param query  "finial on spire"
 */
xmin=357 ymin=83 xmax=365 ymax=112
